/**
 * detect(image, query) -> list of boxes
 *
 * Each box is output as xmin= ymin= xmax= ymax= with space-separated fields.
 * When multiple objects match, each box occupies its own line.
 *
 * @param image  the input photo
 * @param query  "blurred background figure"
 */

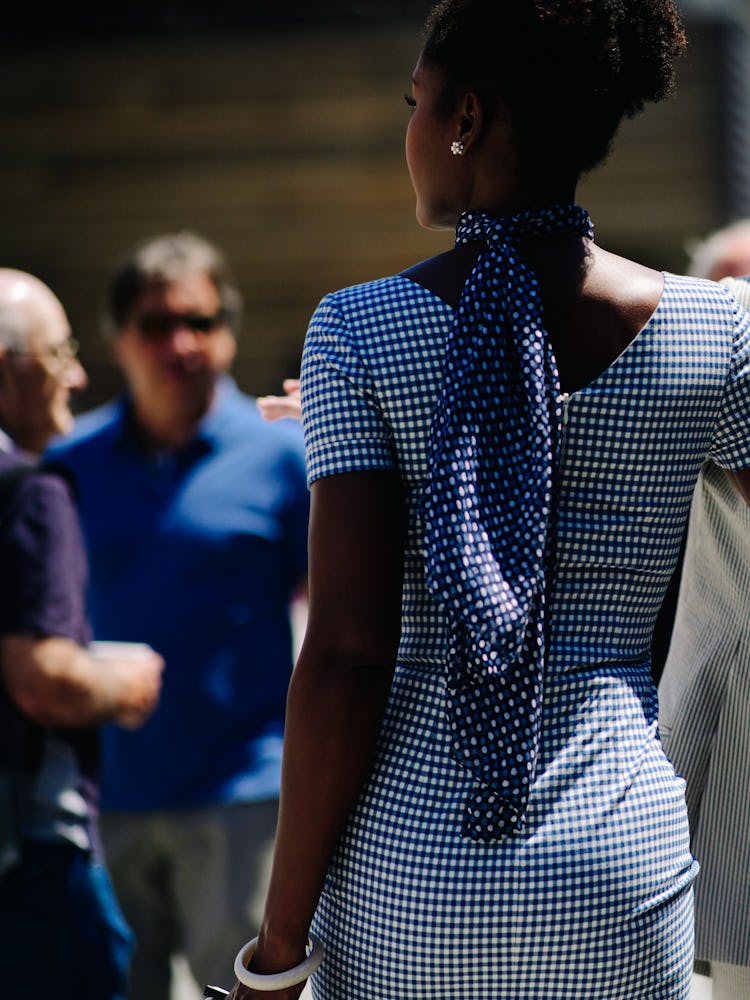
xmin=687 ymin=219 xmax=750 ymax=284
xmin=47 ymin=233 xmax=309 ymax=1000
xmin=659 ymin=221 xmax=750 ymax=1000
xmin=256 ymin=378 xmax=301 ymax=423
xmin=0 ymin=268 xmax=163 ymax=999
xmin=651 ymin=218 xmax=750 ymax=682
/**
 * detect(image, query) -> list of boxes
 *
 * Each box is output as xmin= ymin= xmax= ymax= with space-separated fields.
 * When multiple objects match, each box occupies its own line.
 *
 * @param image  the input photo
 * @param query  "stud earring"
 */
xmin=450 ymin=140 xmax=465 ymax=156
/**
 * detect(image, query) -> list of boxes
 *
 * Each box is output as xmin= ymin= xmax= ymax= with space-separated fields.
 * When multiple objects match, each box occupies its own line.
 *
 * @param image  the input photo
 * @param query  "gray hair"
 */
xmin=105 ymin=231 xmax=243 ymax=338
xmin=687 ymin=218 xmax=750 ymax=279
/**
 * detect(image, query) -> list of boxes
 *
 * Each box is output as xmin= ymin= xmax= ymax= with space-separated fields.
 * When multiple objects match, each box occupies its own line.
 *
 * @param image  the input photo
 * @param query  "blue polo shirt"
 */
xmin=47 ymin=379 xmax=309 ymax=811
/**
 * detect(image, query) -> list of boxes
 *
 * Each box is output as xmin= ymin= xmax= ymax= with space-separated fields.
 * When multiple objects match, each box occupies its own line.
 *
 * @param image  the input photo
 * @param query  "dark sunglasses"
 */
xmin=133 ymin=310 xmax=230 ymax=339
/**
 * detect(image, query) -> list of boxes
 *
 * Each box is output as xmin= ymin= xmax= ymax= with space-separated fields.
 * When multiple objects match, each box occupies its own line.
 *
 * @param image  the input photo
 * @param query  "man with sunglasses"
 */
xmin=47 ymin=232 xmax=309 ymax=1000
xmin=0 ymin=268 xmax=164 ymax=998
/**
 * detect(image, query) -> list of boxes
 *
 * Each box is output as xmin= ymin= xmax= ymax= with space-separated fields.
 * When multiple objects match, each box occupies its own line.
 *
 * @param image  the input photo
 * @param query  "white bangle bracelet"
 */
xmin=233 ymin=933 xmax=324 ymax=991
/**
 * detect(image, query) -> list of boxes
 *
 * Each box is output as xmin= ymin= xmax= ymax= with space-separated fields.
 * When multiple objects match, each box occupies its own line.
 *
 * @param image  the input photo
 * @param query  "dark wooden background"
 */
xmin=0 ymin=6 xmax=742 ymax=411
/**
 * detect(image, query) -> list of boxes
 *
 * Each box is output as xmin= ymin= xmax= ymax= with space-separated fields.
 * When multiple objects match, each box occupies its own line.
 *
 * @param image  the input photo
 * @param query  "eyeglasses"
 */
xmin=9 ymin=337 xmax=80 ymax=368
xmin=133 ymin=310 xmax=230 ymax=340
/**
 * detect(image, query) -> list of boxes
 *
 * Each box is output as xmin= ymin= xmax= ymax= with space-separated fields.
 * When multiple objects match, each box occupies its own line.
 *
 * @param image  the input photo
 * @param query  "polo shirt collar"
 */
xmin=115 ymin=375 xmax=241 ymax=459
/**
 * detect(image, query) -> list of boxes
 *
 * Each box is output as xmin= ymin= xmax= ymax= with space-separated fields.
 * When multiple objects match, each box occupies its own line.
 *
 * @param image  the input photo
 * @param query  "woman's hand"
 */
xmin=257 ymin=379 xmax=302 ymax=422
xmin=224 ymin=933 xmax=315 ymax=1000
xmin=226 ymin=981 xmax=307 ymax=1000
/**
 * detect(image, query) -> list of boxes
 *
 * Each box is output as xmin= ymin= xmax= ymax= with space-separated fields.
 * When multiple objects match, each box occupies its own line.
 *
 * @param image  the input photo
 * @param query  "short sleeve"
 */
xmin=0 ymin=471 xmax=91 ymax=644
xmin=301 ymin=292 xmax=396 ymax=484
xmin=708 ymin=291 xmax=750 ymax=469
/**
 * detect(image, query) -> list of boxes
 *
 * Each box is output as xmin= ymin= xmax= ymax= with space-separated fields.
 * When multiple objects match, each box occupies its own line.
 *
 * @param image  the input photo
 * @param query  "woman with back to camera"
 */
xmin=228 ymin=2 xmax=750 ymax=998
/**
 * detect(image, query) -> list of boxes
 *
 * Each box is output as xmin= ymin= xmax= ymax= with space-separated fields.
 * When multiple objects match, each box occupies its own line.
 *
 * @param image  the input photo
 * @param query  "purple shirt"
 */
xmin=0 ymin=452 xmax=97 ymax=851
xmin=0 ymin=456 xmax=91 ymax=646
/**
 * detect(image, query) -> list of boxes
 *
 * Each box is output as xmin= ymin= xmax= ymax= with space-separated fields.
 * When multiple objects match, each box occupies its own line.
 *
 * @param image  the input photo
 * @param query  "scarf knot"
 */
xmin=420 ymin=204 xmax=593 ymax=841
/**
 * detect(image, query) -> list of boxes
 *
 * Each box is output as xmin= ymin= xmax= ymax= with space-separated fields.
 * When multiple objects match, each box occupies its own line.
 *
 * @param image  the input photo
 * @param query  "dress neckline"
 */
xmin=396 ymin=268 xmax=671 ymax=400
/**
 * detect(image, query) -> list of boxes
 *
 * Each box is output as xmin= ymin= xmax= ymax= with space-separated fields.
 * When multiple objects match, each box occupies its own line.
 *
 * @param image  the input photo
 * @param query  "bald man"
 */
xmin=688 ymin=218 xmax=750 ymax=285
xmin=0 ymin=270 xmax=163 ymax=999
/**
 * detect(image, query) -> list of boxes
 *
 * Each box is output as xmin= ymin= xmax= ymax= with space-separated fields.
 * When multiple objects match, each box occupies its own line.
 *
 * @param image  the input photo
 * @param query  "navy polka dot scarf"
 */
xmin=420 ymin=204 xmax=594 ymax=841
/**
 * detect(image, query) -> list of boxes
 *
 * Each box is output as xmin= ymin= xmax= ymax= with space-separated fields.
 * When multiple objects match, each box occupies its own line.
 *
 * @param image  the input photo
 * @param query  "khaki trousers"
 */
xmin=102 ymin=799 xmax=278 ymax=1000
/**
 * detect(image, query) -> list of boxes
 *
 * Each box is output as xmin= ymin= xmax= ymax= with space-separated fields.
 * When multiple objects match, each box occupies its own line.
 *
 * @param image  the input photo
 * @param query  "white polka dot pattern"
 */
xmin=419 ymin=206 xmax=594 ymax=840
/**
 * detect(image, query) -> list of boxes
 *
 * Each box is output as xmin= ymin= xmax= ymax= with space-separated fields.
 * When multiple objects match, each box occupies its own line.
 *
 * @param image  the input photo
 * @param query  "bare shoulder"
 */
xmin=539 ymin=245 xmax=668 ymax=393
xmin=401 ymin=243 xmax=483 ymax=309
xmin=582 ymin=245 xmax=664 ymax=317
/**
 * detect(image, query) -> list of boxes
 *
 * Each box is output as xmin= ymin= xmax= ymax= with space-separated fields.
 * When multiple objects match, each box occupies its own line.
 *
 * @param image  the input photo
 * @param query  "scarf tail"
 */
xmin=421 ymin=204 xmax=593 ymax=842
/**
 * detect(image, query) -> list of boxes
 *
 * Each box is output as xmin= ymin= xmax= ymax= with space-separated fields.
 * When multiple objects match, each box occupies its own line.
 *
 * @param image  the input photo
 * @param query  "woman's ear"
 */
xmin=456 ymin=91 xmax=515 ymax=161
xmin=456 ymin=91 xmax=484 ymax=153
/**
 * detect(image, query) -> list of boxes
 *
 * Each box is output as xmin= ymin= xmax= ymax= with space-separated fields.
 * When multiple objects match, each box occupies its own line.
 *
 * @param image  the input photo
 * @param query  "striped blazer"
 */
xmin=659 ymin=277 xmax=750 ymax=968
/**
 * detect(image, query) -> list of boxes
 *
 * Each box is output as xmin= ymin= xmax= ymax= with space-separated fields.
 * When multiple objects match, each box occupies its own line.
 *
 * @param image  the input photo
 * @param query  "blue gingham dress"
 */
xmin=300 ymin=271 xmax=750 ymax=999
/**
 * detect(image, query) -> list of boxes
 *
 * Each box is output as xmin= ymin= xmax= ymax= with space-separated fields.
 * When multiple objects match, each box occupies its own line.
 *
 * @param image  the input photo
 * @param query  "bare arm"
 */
xmin=229 ymin=470 xmax=404 ymax=999
xmin=1 ymin=634 xmax=163 ymax=730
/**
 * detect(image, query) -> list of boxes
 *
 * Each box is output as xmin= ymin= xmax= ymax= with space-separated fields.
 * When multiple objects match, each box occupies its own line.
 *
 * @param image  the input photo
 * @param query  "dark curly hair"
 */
xmin=422 ymin=0 xmax=687 ymax=177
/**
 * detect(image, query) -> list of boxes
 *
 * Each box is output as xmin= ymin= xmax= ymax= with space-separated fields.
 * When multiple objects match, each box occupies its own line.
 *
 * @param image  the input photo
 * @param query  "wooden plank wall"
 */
xmin=0 ymin=16 xmax=727 ymax=410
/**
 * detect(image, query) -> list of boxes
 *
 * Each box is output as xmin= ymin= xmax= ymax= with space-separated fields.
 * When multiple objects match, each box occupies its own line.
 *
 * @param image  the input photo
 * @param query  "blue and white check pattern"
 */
xmin=300 ymin=270 xmax=750 ymax=997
